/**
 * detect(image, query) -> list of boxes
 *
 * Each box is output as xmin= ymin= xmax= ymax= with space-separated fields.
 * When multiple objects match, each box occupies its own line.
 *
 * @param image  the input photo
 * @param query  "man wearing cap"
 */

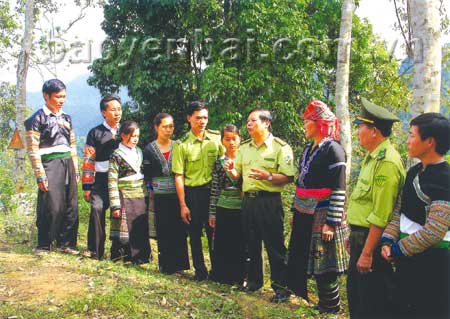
xmin=346 ymin=98 xmax=405 ymax=319
xmin=172 ymin=101 xmax=223 ymax=281
xmin=226 ymin=108 xmax=295 ymax=303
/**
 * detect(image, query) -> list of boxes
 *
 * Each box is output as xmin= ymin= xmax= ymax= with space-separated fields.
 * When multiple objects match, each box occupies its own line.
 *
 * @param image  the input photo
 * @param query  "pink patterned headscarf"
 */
xmin=302 ymin=100 xmax=340 ymax=141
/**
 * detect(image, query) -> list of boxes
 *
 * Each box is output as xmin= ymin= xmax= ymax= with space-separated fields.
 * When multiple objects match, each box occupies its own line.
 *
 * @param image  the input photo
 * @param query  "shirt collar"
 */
xmin=189 ymin=130 xmax=210 ymax=142
xmin=119 ymin=143 xmax=137 ymax=155
xmin=250 ymin=133 xmax=273 ymax=148
xmin=103 ymin=120 xmax=119 ymax=135
xmin=369 ymin=138 xmax=390 ymax=159
xmin=43 ymin=105 xmax=64 ymax=116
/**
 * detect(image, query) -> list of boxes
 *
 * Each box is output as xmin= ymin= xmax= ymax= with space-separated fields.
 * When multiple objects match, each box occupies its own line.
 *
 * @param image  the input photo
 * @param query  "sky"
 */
xmin=0 ymin=0 xmax=449 ymax=92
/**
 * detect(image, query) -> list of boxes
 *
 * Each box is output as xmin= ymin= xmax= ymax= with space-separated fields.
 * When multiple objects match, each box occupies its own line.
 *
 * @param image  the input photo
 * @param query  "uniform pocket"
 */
xmin=352 ymin=182 xmax=371 ymax=200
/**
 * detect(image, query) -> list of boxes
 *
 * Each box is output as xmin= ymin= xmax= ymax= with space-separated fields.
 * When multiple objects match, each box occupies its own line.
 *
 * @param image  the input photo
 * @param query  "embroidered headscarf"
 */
xmin=303 ymin=100 xmax=340 ymax=141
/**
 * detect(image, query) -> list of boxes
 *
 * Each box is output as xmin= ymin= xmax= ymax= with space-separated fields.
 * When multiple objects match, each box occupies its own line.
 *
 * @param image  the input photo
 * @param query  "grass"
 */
xmin=0 ymin=183 xmax=349 ymax=319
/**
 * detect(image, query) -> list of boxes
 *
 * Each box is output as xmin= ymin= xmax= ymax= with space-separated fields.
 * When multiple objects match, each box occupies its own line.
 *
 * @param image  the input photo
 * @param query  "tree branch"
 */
xmin=393 ymin=0 xmax=411 ymax=57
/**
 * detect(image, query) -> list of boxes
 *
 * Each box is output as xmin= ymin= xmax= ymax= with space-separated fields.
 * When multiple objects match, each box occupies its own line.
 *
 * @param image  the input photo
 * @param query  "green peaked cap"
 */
xmin=353 ymin=97 xmax=400 ymax=125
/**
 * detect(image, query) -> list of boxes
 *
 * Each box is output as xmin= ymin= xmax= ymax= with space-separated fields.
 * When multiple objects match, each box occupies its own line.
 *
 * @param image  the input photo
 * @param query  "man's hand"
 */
xmin=38 ymin=180 xmax=49 ymax=192
xmin=381 ymin=245 xmax=394 ymax=262
xmin=181 ymin=205 xmax=191 ymax=224
xmin=248 ymin=168 xmax=270 ymax=180
xmin=111 ymin=209 xmax=121 ymax=218
xmin=209 ymin=217 xmax=216 ymax=228
xmin=322 ymin=224 xmax=335 ymax=242
xmin=357 ymin=253 xmax=373 ymax=274
xmin=83 ymin=190 xmax=91 ymax=202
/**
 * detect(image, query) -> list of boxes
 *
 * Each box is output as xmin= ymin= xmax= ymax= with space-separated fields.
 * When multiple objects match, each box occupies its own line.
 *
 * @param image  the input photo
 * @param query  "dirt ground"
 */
xmin=0 ymin=240 xmax=88 ymax=306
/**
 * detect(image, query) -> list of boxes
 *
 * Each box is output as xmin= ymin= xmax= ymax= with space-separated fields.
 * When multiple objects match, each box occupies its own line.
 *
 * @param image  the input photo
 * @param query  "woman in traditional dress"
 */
xmin=208 ymin=124 xmax=245 ymax=285
xmin=143 ymin=113 xmax=190 ymax=274
xmin=109 ymin=120 xmax=151 ymax=264
xmin=287 ymin=100 xmax=349 ymax=313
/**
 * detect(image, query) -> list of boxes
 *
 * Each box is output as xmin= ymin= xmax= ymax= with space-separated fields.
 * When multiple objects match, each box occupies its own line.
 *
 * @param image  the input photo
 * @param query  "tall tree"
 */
xmin=334 ymin=0 xmax=354 ymax=181
xmin=15 ymin=0 xmax=36 ymax=193
xmin=409 ymin=0 xmax=442 ymax=116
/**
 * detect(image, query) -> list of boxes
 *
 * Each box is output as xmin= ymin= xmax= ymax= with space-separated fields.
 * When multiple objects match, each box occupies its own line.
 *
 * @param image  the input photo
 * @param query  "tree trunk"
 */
xmin=15 ymin=0 xmax=35 ymax=193
xmin=409 ymin=0 xmax=442 ymax=117
xmin=335 ymin=0 xmax=354 ymax=183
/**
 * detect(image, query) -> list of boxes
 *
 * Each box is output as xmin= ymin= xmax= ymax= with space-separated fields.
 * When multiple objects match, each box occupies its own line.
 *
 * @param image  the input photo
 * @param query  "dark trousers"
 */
xmin=242 ymin=194 xmax=288 ymax=293
xmin=395 ymin=248 xmax=450 ymax=319
xmin=37 ymin=157 xmax=78 ymax=249
xmin=155 ymin=193 xmax=190 ymax=274
xmin=87 ymin=173 xmax=109 ymax=259
xmin=185 ymin=186 xmax=213 ymax=276
xmin=347 ymin=225 xmax=395 ymax=319
xmin=287 ymin=212 xmax=313 ymax=299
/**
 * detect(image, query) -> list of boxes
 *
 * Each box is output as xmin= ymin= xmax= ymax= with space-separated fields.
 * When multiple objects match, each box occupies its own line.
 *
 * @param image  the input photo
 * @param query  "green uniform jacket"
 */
xmin=235 ymin=134 xmax=295 ymax=192
xmin=347 ymin=139 xmax=405 ymax=228
xmin=172 ymin=129 xmax=223 ymax=187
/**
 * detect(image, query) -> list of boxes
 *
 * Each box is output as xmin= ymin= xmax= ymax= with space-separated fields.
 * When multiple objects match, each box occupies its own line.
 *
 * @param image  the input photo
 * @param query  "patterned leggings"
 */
xmin=315 ymin=272 xmax=340 ymax=313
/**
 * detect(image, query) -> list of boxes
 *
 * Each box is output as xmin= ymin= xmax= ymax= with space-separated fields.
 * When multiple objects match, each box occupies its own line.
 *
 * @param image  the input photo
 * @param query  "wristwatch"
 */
xmin=267 ymin=172 xmax=273 ymax=181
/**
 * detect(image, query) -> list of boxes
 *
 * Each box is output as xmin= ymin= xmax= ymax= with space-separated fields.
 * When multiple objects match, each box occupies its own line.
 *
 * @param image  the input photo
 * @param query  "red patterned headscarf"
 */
xmin=303 ymin=100 xmax=340 ymax=141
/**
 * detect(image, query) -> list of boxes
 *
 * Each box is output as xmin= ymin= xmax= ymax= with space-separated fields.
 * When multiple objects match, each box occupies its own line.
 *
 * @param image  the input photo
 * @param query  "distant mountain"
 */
xmin=26 ymin=74 xmax=132 ymax=137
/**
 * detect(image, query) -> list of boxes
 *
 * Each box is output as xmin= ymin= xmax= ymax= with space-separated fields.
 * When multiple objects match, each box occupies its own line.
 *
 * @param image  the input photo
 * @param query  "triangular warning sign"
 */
xmin=8 ymin=128 xmax=24 ymax=150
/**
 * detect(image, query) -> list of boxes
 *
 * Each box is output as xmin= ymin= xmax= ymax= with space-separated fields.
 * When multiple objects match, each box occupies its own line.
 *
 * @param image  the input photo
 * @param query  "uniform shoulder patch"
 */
xmin=241 ymin=138 xmax=251 ymax=145
xmin=274 ymin=137 xmax=287 ymax=146
xmin=375 ymin=175 xmax=387 ymax=186
xmin=207 ymin=129 xmax=220 ymax=135
xmin=377 ymin=148 xmax=386 ymax=160
xmin=177 ymin=133 xmax=189 ymax=143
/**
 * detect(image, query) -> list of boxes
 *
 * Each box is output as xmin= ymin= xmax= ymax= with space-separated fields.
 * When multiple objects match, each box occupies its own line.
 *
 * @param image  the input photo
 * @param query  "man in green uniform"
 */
xmin=346 ymin=98 xmax=405 ymax=319
xmin=172 ymin=101 xmax=222 ymax=281
xmin=226 ymin=108 xmax=295 ymax=303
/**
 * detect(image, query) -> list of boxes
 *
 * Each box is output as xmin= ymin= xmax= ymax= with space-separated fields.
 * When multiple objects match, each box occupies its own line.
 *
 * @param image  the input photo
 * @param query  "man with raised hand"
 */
xmin=226 ymin=108 xmax=295 ymax=303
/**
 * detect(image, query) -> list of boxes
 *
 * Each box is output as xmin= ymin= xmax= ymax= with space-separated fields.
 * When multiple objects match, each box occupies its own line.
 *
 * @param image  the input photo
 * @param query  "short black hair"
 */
xmin=221 ymin=124 xmax=240 ymax=139
xmin=374 ymin=121 xmax=393 ymax=137
xmin=186 ymin=101 xmax=208 ymax=116
xmin=410 ymin=112 xmax=450 ymax=155
xmin=42 ymin=79 xmax=66 ymax=96
xmin=249 ymin=108 xmax=272 ymax=122
xmin=100 ymin=94 xmax=121 ymax=112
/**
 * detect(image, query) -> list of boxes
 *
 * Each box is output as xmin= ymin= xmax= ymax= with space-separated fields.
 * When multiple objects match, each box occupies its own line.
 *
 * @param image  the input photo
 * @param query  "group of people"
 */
xmin=25 ymin=78 xmax=450 ymax=319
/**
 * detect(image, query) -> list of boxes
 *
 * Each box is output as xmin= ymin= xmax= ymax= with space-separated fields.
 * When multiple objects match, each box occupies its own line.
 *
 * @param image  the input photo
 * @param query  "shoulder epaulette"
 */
xmin=177 ymin=133 xmax=189 ymax=143
xmin=207 ymin=129 xmax=220 ymax=135
xmin=274 ymin=137 xmax=287 ymax=146
xmin=241 ymin=138 xmax=251 ymax=145
xmin=377 ymin=148 xmax=386 ymax=160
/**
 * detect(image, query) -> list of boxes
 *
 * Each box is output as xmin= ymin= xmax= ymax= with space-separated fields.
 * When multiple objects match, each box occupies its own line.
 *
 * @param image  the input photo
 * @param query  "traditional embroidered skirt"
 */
xmin=307 ymin=205 xmax=349 ymax=275
xmin=110 ymin=185 xmax=150 ymax=263
xmin=210 ymin=207 xmax=245 ymax=285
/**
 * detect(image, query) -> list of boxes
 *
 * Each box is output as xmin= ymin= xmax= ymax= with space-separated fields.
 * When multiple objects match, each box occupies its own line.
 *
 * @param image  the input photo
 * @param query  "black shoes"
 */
xmin=242 ymin=282 xmax=262 ymax=292
xmin=270 ymin=290 xmax=290 ymax=303
xmin=313 ymin=304 xmax=340 ymax=314
xmin=193 ymin=271 xmax=208 ymax=281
